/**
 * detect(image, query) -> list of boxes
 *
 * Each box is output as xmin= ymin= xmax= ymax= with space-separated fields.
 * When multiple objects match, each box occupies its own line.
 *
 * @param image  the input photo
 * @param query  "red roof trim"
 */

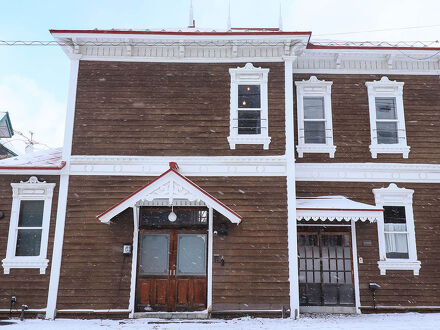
xmin=307 ymin=44 xmax=440 ymax=51
xmin=96 ymin=169 xmax=242 ymax=221
xmin=50 ymin=29 xmax=312 ymax=37
xmin=0 ymin=161 xmax=66 ymax=171
xmin=297 ymin=207 xmax=383 ymax=212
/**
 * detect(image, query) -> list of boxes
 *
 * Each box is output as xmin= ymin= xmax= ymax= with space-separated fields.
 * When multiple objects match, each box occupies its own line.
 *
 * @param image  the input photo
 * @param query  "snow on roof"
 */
xmin=0 ymin=112 xmax=13 ymax=138
xmin=0 ymin=147 xmax=64 ymax=168
xmin=296 ymin=196 xmax=383 ymax=222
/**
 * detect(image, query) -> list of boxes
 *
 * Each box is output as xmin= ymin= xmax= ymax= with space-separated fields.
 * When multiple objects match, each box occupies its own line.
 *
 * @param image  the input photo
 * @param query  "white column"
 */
xmin=351 ymin=220 xmax=361 ymax=313
xmin=207 ymin=206 xmax=213 ymax=312
xmin=284 ymin=56 xmax=299 ymax=319
xmin=46 ymin=57 xmax=80 ymax=320
xmin=129 ymin=206 xmax=139 ymax=318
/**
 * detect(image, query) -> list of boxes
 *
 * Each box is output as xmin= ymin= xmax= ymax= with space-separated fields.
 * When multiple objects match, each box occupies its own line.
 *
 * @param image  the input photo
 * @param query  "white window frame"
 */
xmin=365 ymin=76 xmax=410 ymax=158
xmin=2 ymin=176 xmax=55 ymax=274
xmin=373 ymin=183 xmax=420 ymax=275
xmin=295 ymin=76 xmax=336 ymax=158
xmin=228 ymin=63 xmax=271 ymax=150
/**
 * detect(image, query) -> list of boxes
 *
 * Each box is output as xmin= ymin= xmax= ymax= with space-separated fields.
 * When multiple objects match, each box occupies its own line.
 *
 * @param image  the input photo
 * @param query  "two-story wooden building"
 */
xmin=1 ymin=26 xmax=440 ymax=319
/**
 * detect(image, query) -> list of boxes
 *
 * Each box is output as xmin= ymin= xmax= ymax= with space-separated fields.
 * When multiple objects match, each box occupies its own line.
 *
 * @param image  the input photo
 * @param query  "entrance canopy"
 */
xmin=296 ymin=196 xmax=383 ymax=223
xmin=97 ymin=163 xmax=242 ymax=224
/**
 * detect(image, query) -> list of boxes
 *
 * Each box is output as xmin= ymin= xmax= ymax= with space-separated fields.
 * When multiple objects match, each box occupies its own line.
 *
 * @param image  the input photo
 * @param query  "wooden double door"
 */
xmin=136 ymin=230 xmax=207 ymax=312
xmin=298 ymin=227 xmax=355 ymax=306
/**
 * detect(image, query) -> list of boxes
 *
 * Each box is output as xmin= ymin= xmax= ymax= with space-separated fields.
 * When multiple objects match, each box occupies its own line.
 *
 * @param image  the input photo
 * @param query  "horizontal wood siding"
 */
xmin=297 ymin=181 xmax=440 ymax=308
xmin=72 ymin=61 xmax=285 ymax=156
xmin=58 ymin=175 xmax=289 ymax=311
xmin=294 ymin=74 xmax=440 ymax=163
xmin=0 ymin=175 xmax=59 ymax=310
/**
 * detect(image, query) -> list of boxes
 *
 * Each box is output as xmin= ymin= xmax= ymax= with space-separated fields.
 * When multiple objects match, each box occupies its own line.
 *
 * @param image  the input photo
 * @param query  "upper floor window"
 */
xmin=295 ymin=76 xmax=336 ymax=158
xmin=373 ymin=183 xmax=420 ymax=275
xmin=2 ymin=176 xmax=55 ymax=274
xmin=228 ymin=63 xmax=270 ymax=150
xmin=365 ymin=77 xmax=410 ymax=158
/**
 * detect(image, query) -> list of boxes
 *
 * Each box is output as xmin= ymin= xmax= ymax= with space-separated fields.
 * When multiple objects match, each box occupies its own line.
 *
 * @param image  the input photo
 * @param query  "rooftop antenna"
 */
xmin=188 ymin=0 xmax=195 ymax=28
xmin=278 ymin=1 xmax=283 ymax=31
xmin=227 ymin=0 xmax=231 ymax=31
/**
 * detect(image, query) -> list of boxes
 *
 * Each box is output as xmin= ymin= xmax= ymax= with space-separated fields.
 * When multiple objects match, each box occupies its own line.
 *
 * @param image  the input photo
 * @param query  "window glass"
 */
xmin=177 ymin=234 xmax=206 ymax=275
xmin=238 ymin=110 xmax=261 ymax=135
xmin=18 ymin=200 xmax=44 ymax=227
xmin=376 ymin=98 xmax=397 ymax=120
xmin=140 ymin=208 xmax=208 ymax=228
xmin=304 ymin=122 xmax=326 ymax=144
xmin=15 ymin=229 xmax=42 ymax=256
xmin=304 ymin=97 xmax=325 ymax=119
xmin=139 ymin=234 xmax=170 ymax=275
xmin=238 ymin=85 xmax=261 ymax=108
xmin=377 ymin=122 xmax=398 ymax=144
xmin=383 ymin=206 xmax=409 ymax=259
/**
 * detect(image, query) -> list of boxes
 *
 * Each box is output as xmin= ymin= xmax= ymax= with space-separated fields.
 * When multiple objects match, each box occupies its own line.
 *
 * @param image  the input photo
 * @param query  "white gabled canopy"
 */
xmin=296 ymin=196 xmax=383 ymax=223
xmin=97 ymin=166 xmax=242 ymax=224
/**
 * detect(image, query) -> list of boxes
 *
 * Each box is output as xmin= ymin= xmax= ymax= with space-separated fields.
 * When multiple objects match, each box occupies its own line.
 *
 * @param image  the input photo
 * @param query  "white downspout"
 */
xmin=207 ymin=206 xmax=214 ymax=313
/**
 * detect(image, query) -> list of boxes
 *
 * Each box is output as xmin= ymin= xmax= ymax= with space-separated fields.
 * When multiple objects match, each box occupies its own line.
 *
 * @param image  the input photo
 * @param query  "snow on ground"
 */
xmin=2 ymin=313 xmax=440 ymax=330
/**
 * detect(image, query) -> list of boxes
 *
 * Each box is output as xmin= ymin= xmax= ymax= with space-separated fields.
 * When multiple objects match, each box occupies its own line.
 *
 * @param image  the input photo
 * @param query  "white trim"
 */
xmin=351 ymin=220 xmax=361 ymax=314
xmin=98 ymin=170 xmax=241 ymax=224
xmin=295 ymin=162 xmax=440 ymax=183
xmin=45 ymin=58 xmax=80 ymax=320
xmin=128 ymin=206 xmax=139 ymax=318
xmin=295 ymin=76 xmax=336 ymax=158
xmin=293 ymin=69 xmax=440 ymax=75
xmin=365 ymin=77 xmax=410 ymax=158
xmin=373 ymin=183 xmax=421 ymax=275
xmin=2 ymin=176 xmax=55 ymax=274
xmin=228 ymin=63 xmax=271 ymax=149
xmin=70 ymin=155 xmax=286 ymax=177
xmin=207 ymin=206 xmax=213 ymax=312
xmin=70 ymin=56 xmax=287 ymax=63
xmin=0 ymin=169 xmax=61 ymax=175
xmin=296 ymin=210 xmax=380 ymax=223
xmin=284 ymin=57 xmax=300 ymax=319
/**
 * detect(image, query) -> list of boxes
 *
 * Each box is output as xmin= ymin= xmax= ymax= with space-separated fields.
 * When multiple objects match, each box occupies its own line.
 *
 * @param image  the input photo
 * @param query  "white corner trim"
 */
xmin=373 ymin=183 xmax=420 ymax=275
xmin=366 ymin=76 xmax=409 ymax=158
xmin=128 ymin=206 xmax=139 ymax=318
xmin=377 ymin=260 xmax=421 ymax=275
xmin=295 ymin=76 xmax=336 ymax=158
xmin=228 ymin=63 xmax=271 ymax=149
xmin=2 ymin=176 xmax=55 ymax=275
xmin=207 ymin=207 xmax=213 ymax=312
xmin=351 ymin=221 xmax=361 ymax=314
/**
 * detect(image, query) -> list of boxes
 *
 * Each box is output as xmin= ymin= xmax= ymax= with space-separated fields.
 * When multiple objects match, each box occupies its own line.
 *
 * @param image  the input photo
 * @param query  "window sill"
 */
xmin=2 ymin=257 xmax=49 ymax=274
xmin=370 ymin=144 xmax=410 ymax=158
xmin=227 ymin=136 xmax=271 ymax=150
xmin=297 ymin=144 xmax=336 ymax=158
xmin=377 ymin=260 xmax=421 ymax=275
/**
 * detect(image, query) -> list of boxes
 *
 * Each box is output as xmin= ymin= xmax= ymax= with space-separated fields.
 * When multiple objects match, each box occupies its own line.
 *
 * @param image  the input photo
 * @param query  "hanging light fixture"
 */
xmin=168 ymin=203 xmax=177 ymax=222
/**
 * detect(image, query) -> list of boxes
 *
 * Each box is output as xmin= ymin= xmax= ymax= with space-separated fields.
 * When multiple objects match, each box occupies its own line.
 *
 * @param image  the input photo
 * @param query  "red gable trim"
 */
xmin=50 ymin=29 xmax=312 ymax=37
xmin=96 ymin=168 xmax=243 ymax=221
xmin=0 ymin=161 xmax=66 ymax=170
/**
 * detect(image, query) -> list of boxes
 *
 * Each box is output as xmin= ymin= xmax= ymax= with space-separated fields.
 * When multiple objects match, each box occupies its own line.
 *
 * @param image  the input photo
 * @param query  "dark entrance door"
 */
xmin=298 ymin=227 xmax=355 ymax=307
xmin=136 ymin=229 xmax=207 ymax=312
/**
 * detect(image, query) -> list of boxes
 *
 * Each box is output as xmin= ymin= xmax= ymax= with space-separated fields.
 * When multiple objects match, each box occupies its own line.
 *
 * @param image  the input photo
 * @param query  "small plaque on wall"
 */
xmin=363 ymin=240 xmax=372 ymax=246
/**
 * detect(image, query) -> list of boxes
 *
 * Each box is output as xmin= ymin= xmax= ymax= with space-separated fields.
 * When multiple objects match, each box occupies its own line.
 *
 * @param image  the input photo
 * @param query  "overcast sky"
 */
xmin=1 ymin=0 xmax=439 ymax=154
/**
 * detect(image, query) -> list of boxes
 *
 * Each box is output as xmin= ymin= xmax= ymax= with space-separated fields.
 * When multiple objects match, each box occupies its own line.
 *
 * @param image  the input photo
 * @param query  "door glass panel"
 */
xmin=139 ymin=234 xmax=169 ymax=276
xmin=177 ymin=234 xmax=207 ymax=276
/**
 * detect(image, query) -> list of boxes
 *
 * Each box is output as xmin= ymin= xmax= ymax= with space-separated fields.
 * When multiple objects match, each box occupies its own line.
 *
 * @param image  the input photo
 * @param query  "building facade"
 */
xmin=1 ymin=27 xmax=440 ymax=319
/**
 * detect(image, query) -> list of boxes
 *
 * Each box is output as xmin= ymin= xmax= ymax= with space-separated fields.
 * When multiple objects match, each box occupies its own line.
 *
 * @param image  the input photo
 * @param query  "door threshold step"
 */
xmin=133 ymin=312 xmax=209 ymax=319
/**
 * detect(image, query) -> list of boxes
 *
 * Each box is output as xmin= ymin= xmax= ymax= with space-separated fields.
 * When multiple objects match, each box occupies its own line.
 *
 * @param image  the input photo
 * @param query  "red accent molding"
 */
xmin=0 ymin=161 xmax=66 ymax=171
xmin=169 ymin=162 xmax=179 ymax=171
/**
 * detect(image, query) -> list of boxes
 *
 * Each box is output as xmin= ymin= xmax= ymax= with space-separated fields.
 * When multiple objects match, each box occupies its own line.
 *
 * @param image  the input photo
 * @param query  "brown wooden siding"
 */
xmin=72 ymin=61 xmax=285 ymax=156
xmin=0 ymin=175 xmax=59 ymax=310
xmin=297 ymin=181 xmax=440 ymax=307
xmin=58 ymin=175 xmax=289 ymax=311
xmin=294 ymin=74 xmax=440 ymax=163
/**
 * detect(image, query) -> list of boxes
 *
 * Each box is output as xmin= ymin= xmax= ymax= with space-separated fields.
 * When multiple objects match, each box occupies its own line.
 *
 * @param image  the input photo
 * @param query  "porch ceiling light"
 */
xmin=168 ymin=204 xmax=177 ymax=222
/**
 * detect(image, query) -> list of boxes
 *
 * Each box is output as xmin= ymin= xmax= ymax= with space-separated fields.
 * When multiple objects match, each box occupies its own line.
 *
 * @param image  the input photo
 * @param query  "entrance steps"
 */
xmin=133 ymin=311 xmax=209 ymax=319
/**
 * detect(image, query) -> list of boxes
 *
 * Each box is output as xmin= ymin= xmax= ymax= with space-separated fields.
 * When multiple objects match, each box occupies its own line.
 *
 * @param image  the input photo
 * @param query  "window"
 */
xmin=295 ymin=76 xmax=336 ymax=158
xmin=228 ymin=63 xmax=270 ymax=149
xmin=373 ymin=183 xmax=420 ymax=275
xmin=2 ymin=176 xmax=55 ymax=274
xmin=365 ymin=77 xmax=410 ymax=158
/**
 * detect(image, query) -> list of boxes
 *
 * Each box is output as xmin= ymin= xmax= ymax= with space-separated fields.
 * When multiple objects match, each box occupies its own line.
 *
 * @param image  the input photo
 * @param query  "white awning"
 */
xmin=296 ymin=196 xmax=383 ymax=223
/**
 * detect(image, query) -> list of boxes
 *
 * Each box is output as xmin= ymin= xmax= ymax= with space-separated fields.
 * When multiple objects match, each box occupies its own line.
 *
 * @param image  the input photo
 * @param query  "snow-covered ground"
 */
xmin=1 ymin=313 xmax=440 ymax=330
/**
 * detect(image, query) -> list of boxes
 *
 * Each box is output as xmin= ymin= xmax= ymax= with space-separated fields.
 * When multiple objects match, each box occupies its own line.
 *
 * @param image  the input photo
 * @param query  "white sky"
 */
xmin=0 ymin=0 xmax=439 ymax=154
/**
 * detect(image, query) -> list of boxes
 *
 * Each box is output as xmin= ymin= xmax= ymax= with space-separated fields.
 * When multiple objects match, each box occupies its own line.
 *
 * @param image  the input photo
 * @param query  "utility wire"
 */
xmin=315 ymin=24 xmax=440 ymax=37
